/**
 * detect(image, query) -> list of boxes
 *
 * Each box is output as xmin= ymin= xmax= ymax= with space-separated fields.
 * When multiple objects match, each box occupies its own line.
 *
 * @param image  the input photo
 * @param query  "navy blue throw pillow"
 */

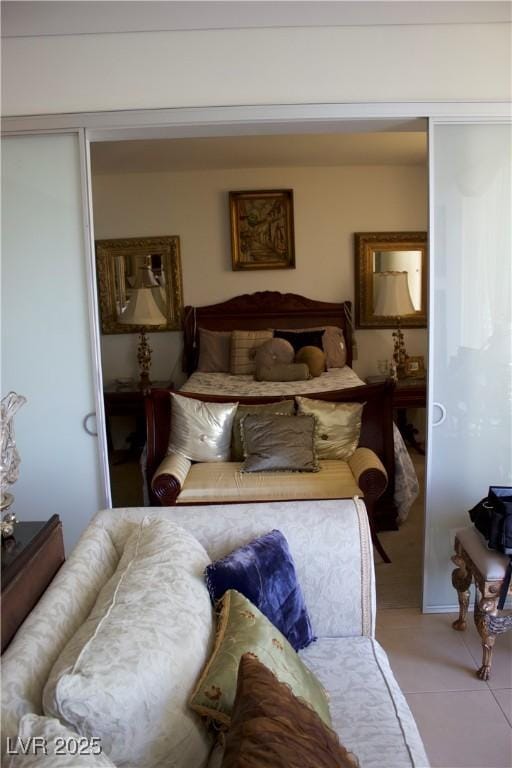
xmin=274 ymin=329 xmax=325 ymax=354
xmin=204 ymin=529 xmax=315 ymax=651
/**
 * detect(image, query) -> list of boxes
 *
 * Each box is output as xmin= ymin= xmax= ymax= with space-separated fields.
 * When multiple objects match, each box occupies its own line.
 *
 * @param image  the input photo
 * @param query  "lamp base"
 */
xmin=392 ymin=320 xmax=409 ymax=379
xmin=137 ymin=330 xmax=153 ymax=393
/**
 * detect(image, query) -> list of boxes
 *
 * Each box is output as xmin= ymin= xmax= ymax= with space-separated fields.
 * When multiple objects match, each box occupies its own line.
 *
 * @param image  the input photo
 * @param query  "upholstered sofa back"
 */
xmin=1 ymin=499 xmax=374 ymax=749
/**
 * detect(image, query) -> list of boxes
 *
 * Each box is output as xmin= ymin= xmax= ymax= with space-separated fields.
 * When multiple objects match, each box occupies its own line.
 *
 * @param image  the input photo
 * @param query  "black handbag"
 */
xmin=469 ymin=486 xmax=512 ymax=609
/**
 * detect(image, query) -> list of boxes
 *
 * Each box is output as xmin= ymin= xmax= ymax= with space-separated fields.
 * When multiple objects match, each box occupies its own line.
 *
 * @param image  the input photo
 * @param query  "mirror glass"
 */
xmin=355 ymin=232 xmax=427 ymax=328
xmin=96 ymin=236 xmax=183 ymax=334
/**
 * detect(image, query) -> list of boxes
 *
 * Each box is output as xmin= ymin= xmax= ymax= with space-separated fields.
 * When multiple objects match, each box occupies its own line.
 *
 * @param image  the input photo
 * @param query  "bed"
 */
xmin=177 ymin=291 xmax=418 ymax=527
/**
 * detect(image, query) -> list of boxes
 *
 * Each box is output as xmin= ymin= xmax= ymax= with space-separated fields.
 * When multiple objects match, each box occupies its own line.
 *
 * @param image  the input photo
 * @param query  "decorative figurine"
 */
xmin=1 ymin=391 xmax=27 ymax=538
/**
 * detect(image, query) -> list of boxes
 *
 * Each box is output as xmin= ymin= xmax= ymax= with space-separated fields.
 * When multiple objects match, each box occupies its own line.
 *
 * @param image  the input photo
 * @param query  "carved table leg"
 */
xmin=474 ymin=594 xmax=499 ymax=681
xmin=451 ymin=552 xmax=472 ymax=631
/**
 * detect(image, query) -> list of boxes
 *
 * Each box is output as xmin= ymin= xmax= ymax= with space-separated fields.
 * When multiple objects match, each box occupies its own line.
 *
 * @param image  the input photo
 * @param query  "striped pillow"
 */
xmin=230 ymin=330 xmax=273 ymax=375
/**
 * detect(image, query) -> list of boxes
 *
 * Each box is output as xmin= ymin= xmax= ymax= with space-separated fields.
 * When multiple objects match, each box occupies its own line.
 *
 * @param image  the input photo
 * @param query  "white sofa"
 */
xmin=1 ymin=498 xmax=429 ymax=768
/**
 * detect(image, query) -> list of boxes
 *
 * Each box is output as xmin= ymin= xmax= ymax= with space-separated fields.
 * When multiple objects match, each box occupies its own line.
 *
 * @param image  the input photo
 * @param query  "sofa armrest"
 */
xmin=348 ymin=448 xmax=388 ymax=503
xmin=151 ymin=452 xmax=191 ymax=505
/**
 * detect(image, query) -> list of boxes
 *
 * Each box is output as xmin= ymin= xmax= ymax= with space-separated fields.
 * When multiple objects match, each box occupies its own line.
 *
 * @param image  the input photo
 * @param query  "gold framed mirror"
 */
xmin=96 ymin=236 xmax=183 ymax=334
xmin=354 ymin=231 xmax=427 ymax=328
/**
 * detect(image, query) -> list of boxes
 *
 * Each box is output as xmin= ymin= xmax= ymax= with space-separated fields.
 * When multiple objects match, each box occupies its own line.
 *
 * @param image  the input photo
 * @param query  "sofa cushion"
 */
xmin=175 ymin=460 xmax=361 ymax=503
xmin=43 ymin=518 xmax=214 ymax=768
xmin=205 ymin=529 xmax=315 ymax=651
xmin=240 ymin=413 xmax=319 ymax=473
xmin=296 ymin=396 xmax=364 ymax=460
xmin=230 ymin=330 xmax=273 ymax=375
xmin=6 ymin=715 xmax=116 ymax=767
xmin=197 ymin=328 xmax=231 ymax=373
xmin=231 ymin=400 xmax=295 ymax=462
xmin=168 ymin=392 xmax=238 ymax=462
xmin=301 ymin=637 xmax=430 ymax=768
xmin=189 ymin=590 xmax=330 ymax=729
xmin=222 ymin=654 xmax=359 ymax=768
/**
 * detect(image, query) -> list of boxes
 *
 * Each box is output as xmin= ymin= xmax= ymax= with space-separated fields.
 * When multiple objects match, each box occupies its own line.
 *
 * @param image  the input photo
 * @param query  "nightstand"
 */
xmin=393 ymin=378 xmax=427 ymax=454
xmin=104 ymin=380 xmax=173 ymax=457
xmin=1 ymin=515 xmax=65 ymax=652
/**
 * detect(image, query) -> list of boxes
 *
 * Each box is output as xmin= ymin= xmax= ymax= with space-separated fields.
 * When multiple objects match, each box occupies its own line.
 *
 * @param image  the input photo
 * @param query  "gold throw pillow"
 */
xmin=296 ymin=396 xmax=364 ymax=460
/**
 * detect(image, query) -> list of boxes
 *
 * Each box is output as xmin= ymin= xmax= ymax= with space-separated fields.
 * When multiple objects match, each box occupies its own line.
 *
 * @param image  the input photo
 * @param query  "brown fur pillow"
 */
xmin=222 ymin=654 xmax=359 ymax=768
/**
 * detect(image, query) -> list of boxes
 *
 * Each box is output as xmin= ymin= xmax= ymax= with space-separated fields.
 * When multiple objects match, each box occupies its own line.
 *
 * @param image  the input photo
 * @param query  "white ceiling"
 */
xmin=2 ymin=1 xmax=510 ymax=37
xmin=90 ymin=130 xmax=427 ymax=174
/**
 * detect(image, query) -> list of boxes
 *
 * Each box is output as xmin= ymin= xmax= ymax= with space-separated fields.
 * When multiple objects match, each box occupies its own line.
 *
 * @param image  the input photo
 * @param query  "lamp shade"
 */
xmin=374 ymin=271 xmax=415 ymax=317
xmin=119 ymin=287 xmax=166 ymax=326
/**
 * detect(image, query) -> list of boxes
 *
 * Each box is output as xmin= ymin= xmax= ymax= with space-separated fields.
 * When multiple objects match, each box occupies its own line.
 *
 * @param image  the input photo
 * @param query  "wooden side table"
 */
xmin=1 ymin=515 xmax=65 ymax=652
xmin=392 ymin=377 xmax=427 ymax=454
xmin=104 ymin=380 xmax=173 ymax=456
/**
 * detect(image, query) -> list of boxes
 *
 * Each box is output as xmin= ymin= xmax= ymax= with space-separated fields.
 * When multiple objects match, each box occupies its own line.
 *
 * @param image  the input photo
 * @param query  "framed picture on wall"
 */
xmin=229 ymin=189 xmax=296 ymax=271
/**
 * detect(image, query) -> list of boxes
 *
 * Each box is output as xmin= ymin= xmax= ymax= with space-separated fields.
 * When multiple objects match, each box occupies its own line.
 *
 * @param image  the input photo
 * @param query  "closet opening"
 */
xmin=88 ymin=118 xmax=428 ymax=609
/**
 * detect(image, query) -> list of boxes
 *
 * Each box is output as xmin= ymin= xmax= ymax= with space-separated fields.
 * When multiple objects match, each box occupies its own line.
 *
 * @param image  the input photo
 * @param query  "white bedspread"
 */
xmin=180 ymin=369 xmax=419 ymax=521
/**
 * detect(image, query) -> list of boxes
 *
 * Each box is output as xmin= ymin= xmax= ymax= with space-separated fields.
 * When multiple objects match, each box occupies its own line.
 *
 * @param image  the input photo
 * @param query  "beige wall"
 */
xmin=92 ymin=162 xmax=428 ymax=385
xmin=2 ymin=23 xmax=510 ymax=116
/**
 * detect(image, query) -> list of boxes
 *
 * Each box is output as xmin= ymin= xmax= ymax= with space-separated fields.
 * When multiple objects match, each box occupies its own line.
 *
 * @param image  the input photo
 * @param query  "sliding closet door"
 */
xmin=424 ymin=121 xmax=512 ymax=610
xmin=1 ymin=133 xmax=107 ymax=552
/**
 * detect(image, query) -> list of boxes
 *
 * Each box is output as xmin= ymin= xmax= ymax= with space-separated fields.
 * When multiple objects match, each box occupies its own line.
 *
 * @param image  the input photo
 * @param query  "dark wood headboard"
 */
xmin=182 ymin=291 xmax=354 ymax=375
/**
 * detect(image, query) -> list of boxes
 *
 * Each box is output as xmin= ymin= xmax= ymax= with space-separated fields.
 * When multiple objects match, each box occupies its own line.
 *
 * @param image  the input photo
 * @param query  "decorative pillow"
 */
xmin=230 ymin=330 xmax=273 ymax=375
xmin=222 ymin=654 xmax=359 ymax=768
xmin=43 ymin=518 xmax=214 ymax=768
xmin=255 ymin=362 xmax=311 ymax=382
xmin=231 ymin=401 xmax=295 ymax=461
xmin=189 ymin=590 xmax=330 ymax=729
xmin=204 ymin=529 xmax=315 ymax=651
xmin=197 ymin=328 xmax=231 ymax=372
xmin=322 ymin=327 xmax=347 ymax=368
xmin=274 ymin=326 xmax=347 ymax=368
xmin=240 ymin=413 xmax=319 ymax=473
xmin=7 ymin=715 xmax=116 ymax=767
xmin=253 ymin=337 xmax=295 ymax=369
xmin=296 ymin=345 xmax=326 ymax=377
xmin=274 ymin=329 xmax=325 ymax=354
xmin=168 ymin=392 xmax=238 ymax=462
xmin=296 ymin=396 xmax=364 ymax=460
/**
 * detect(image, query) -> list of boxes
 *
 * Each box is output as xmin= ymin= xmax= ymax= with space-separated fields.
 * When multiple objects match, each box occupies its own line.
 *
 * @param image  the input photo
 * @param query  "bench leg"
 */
xmin=474 ymin=594 xmax=498 ymax=681
xmin=451 ymin=552 xmax=472 ymax=631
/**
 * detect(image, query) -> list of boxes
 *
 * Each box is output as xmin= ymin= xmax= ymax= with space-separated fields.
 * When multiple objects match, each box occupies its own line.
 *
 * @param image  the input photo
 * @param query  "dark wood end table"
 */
xmin=392 ymin=377 xmax=427 ymax=454
xmin=1 ymin=515 xmax=65 ymax=652
xmin=104 ymin=380 xmax=174 ymax=456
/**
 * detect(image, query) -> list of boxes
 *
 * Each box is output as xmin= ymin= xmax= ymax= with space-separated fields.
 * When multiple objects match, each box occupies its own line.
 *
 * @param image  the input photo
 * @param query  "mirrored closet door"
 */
xmin=424 ymin=121 xmax=511 ymax=610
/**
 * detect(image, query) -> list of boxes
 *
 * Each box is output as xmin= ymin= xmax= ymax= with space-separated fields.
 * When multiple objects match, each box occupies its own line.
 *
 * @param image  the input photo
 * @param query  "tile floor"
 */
xmin=376 ymin=607 xmax=512 ymax=768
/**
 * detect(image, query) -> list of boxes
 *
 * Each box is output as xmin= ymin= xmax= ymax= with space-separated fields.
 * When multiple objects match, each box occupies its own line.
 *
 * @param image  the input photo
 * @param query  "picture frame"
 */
xmin=95 ymin=236 xmax=183 ymax=334
xmin=229 ymin=189 xmax=295 ymax=271
xmin=405 ymin=355 xmax=426 ymax=378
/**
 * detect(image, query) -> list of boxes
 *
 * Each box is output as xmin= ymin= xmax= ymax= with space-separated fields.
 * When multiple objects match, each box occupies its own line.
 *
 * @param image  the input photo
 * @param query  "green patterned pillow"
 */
xmin=189 ymin=590 xmax=330 ymax=729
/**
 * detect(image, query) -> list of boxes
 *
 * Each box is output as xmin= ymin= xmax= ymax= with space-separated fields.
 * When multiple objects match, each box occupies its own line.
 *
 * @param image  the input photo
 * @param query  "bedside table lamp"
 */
xmin=374 ymin=271 xmax=415 ymax=379
xmin=119 ymin=287 xmax=166 ymax=390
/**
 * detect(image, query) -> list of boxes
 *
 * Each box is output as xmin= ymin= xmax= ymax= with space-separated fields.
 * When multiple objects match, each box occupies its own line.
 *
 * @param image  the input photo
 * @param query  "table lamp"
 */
xmin=373 ymin=271 xmax=415 ymax=379
xmin=119 ymin=287 xmax=166 ymax=390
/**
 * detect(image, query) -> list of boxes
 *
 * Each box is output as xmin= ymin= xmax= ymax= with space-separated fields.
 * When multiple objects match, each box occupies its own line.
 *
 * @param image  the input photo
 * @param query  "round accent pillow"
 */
xmin=253 ymin=338 xmax=295 ymax=369
xmin=296 ymin=346 xmax=326 ymax=377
